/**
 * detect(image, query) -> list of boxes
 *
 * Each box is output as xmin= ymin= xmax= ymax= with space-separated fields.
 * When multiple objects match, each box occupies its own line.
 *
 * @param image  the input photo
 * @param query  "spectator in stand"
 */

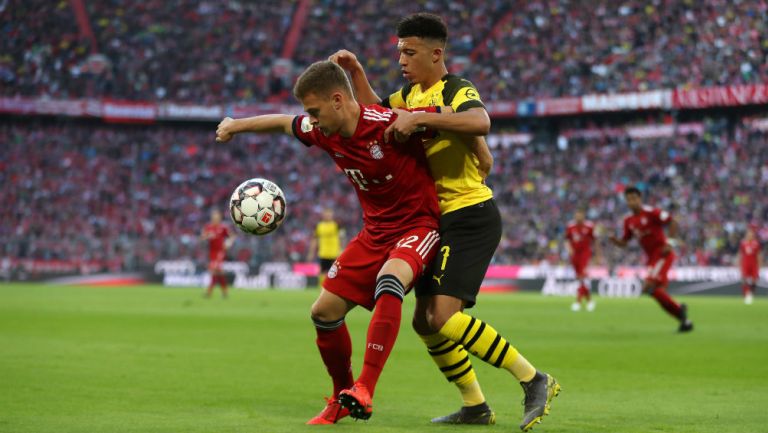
xmin=3 ymin=1 xmax=766 ymax=103
xmin=2 ymin=117 xmax=767 ymax=274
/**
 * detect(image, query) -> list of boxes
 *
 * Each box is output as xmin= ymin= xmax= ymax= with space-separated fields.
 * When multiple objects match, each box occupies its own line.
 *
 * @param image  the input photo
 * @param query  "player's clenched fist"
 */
xmin=216 ymin=117 xmax=236 ymax=142
xmin=328 ymin=49 xmax=361 ymax=72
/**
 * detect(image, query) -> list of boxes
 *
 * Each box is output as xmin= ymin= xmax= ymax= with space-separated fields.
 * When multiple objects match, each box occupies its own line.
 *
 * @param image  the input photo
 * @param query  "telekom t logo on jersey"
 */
xmin=344 ymin=168 xmax=369 ymax=191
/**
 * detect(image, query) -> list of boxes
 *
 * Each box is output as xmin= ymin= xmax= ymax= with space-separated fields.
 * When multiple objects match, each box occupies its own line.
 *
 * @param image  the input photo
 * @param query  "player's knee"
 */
xmin=310 ymin=301 xmax=342 ymax=323
xmin=411 ymin=312 xmax=432 ymax=335
xmin=426 ymin=309 xmax=455 ymax=333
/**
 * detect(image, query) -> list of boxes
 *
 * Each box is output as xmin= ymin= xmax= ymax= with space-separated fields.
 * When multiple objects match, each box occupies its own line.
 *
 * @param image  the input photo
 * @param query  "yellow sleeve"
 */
xmin=381 ymin=89 xmax=408 ymax=109
xmin=450 ymin=85 xmax=485 ymax=112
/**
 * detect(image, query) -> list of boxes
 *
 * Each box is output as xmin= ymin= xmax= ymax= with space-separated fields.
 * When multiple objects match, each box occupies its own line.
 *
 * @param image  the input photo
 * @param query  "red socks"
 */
xmin=576 ymin=283 xmax=590 ymax=302
xmin=651 ymin=286 xmax=682 ymax=318
xmin=357 ymin=275 xmax=405 ymax=396
xmin=314 ymin=319 xmax=353 ymax=398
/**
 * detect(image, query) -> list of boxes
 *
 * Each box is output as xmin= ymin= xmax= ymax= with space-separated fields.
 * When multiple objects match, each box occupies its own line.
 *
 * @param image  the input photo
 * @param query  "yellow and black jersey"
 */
xmin=380 ymin=74 xmax=493 ymax=214
xmin=315 ymin=220 xmax=341 ymax=259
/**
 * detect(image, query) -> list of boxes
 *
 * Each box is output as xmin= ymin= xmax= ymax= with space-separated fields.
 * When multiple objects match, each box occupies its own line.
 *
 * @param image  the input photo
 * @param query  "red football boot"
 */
xmin=338 ymin=382 xmax=373 ymax=420
xmin=306 ymin=397 xmax=350 ymax=425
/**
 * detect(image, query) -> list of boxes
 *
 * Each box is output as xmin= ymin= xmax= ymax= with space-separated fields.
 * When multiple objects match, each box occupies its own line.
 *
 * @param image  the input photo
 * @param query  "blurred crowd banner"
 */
xmin=2 ymin=83 xmax=767 ymax=121
xmin=4 ymin=259 xmax=763 ymax=298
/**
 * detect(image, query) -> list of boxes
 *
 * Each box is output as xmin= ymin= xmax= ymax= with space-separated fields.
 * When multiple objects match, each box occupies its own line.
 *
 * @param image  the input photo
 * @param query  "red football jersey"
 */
xmin=566 ymin=221 xmax=594 ymax=257
xmin=292 ymin=104 xmax=439 ymax=240
xmin=203 ymin=223 xmax=230 ymax=254
xmin=621 ymin=205 xmax=671 ymax=259
xmin=740 ymin=239 xmax=760 ymax=268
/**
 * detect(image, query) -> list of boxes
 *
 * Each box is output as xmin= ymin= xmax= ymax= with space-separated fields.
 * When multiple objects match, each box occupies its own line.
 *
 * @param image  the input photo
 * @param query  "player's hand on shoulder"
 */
xmin=441 ymin=105 xmax=454 ymax=114
xmin=328 ymin=50 xmax=361 ymax=71
xmin=216 ymin=117 xmax=236 ymax=142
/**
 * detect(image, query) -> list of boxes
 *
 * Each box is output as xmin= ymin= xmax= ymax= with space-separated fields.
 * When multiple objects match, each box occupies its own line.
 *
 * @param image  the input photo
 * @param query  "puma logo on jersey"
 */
xmin=432 ymin=273 xmax=444 ymax=286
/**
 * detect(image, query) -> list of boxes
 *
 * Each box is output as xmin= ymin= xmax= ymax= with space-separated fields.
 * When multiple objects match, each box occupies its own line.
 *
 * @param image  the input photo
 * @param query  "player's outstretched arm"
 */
xmin=609 ymin=235 xmax=628 ymax=248
xmin=329 ymin=50 xmax=382 ymax=105
xmin=386 ymin=107 xmax=491 ymax=138
xmin=215 ymin=115 xmax=295 ymax=142
xmin=665 ymin=218 xmax=682 ymax=252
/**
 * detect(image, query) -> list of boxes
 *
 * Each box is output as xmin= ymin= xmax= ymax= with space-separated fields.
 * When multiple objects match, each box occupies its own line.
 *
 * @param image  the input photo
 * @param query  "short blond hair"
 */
xmin=293 ymin=61 xmax=353 ymax=100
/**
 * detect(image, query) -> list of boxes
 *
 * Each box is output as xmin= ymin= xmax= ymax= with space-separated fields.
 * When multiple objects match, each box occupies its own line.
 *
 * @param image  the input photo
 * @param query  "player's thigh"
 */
xmin=645 ymin=252 xmax=675 ymax=288
xmin=311 ymin=287 xmax=357 ymax=322
xmin=323 ymin=233 xmax=388 ymax=311
xmin=382 ymin=227 xmax=441 ymax=289
xmin=417 ymin=199 xmax=502 ymax=309
xmin=572 ymin=257 xmax=588 ymax=278
xmin=208 ymin=256 xmax=224 ymax=273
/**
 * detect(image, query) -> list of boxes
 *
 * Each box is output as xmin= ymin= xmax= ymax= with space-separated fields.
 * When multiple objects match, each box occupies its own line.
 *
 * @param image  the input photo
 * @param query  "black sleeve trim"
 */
xmin=291 ymin=116 xmax=314 ymax=147
xmin=455 ymin=100 xmax=486 ymax=112
xmin=379 ymin=97 xmax=391 ymax=108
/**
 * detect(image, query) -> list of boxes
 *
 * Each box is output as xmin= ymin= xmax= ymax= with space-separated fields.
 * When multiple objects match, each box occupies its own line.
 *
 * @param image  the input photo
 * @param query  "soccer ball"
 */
xmin=229 ymin=178 xmax=287 ymax=235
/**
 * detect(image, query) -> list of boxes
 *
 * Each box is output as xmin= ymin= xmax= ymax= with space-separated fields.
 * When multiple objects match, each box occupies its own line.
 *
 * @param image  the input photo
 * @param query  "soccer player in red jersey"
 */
xmin=200 ymin=209 xmax=235 ymax=298
xmin=565 ymin=209 xmax=597 ymax=312
xmin=609 ymin=187 xmax=694 ymax=332
xmin=215 ymin=61 xmax=442 ymax=423
xmin=738 ymin=225 xmax=761 ymax=305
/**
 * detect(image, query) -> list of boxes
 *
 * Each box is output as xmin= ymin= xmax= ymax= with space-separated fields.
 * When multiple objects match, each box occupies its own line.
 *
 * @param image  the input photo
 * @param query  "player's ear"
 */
xmin=330 ymin=92 xmax=343 ymax=110
xmin=432 ymin=46 xmax=443 ymax=63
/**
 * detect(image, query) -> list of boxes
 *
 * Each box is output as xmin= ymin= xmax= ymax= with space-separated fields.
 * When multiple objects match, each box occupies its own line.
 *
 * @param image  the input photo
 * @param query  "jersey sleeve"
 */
xmin=380 ymin=88 xmax=409 ymax=109
xmin=291 ymin=115 xmax=318 ymax=147
xmin=443 ymin=77 xmax=486 ymax=112
xmin=652 ymin=208 xmax=671 ymax=225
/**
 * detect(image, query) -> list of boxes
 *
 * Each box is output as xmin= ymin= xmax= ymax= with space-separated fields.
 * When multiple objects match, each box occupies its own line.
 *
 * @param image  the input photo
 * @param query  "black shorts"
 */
xmin=415 ymin=198 xmax=501 ymax=308
xmin=319 ymin=258 xmax=336 ymax=273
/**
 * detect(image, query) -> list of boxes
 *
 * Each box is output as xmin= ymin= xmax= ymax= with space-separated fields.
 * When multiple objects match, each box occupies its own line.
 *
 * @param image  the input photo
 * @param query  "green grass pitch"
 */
xmin=1 ymin=283 xmax=767 ymax=433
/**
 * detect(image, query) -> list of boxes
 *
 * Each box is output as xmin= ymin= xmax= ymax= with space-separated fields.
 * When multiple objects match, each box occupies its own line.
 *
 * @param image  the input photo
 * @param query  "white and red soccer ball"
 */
xmin=229 ymin=178 xmax=287 ymax=235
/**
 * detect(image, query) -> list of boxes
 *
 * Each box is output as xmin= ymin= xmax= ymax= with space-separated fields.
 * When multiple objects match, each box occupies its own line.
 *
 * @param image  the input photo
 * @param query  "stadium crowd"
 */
xmin=2 ymin=0 xmax=767 ymax=102
xmin=2 ymin=118 xmax=765 ymax=273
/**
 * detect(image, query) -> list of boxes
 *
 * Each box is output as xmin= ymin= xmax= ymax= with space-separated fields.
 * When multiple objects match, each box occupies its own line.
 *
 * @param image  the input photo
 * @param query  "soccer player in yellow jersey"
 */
xmin=331 ymin=13 xmax=559 ymax=431
xmin=308 ymin=208 xmax=346 ymax=288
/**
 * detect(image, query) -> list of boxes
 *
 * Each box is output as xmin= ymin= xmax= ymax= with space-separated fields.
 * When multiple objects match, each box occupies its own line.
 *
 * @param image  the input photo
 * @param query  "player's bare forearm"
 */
xmin=465 ymin=135 xmax=493 ymax=178
xmin=667 ymin=218 xmax=679 ymax=239
xmin=413 ymin=107 xmax=491 ymax=136
xmin=216 ymin=115 xmax=294 ymax=142
xmin=609 ymin=236 xmax=627 ymax=248
xmin=328 ymin=49 xmax=381 ymax=105
xmin=348 ymin=67 xmax=382 ymax=105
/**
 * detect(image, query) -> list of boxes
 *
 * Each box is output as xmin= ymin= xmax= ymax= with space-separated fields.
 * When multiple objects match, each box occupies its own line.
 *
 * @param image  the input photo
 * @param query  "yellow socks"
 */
xmin=439 ymin=312 xmax=536 ymax=382
xmin=419 ymin=333 xmax=486 ymax=406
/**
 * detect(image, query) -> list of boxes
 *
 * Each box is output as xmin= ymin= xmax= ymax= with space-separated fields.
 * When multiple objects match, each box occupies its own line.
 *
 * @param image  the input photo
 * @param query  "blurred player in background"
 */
xmin=738 ymin=225 xmax=761 ymax=305
xmin=565 ymin=209 xmax=598 ymax=312
xmin=609 ymin=187 xmax=694 ymax=332
xmin=215 ymin=61 xmax=443 ymax=424
xmin=307 ymin=208 xmax=346 ymax=289
xmin=331 ymin=13 xmax=559 ymax=431
xmin=200 ymin=209 xmax=235 ymax=298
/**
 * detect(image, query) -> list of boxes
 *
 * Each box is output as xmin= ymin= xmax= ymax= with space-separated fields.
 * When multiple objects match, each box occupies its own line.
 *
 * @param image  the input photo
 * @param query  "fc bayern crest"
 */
xmin=369 ymin=143 xmax=384 ymax=160
xmin=328 ymin=262 xmax=339 ymax=279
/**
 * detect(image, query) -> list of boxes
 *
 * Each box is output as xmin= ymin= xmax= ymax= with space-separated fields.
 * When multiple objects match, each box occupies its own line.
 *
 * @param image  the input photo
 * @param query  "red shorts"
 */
xmin=571 ymin=254 xmax=590 ymax=277
xmin=323 ymin=226 xmax=440 ymax=310
xmin=742 ymin=265 xmax=758 ymax=281
xmin=645 ymin=251 xmax=675 ymax=285
xmin=209 ymin=250 xmax=225 ymax=272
